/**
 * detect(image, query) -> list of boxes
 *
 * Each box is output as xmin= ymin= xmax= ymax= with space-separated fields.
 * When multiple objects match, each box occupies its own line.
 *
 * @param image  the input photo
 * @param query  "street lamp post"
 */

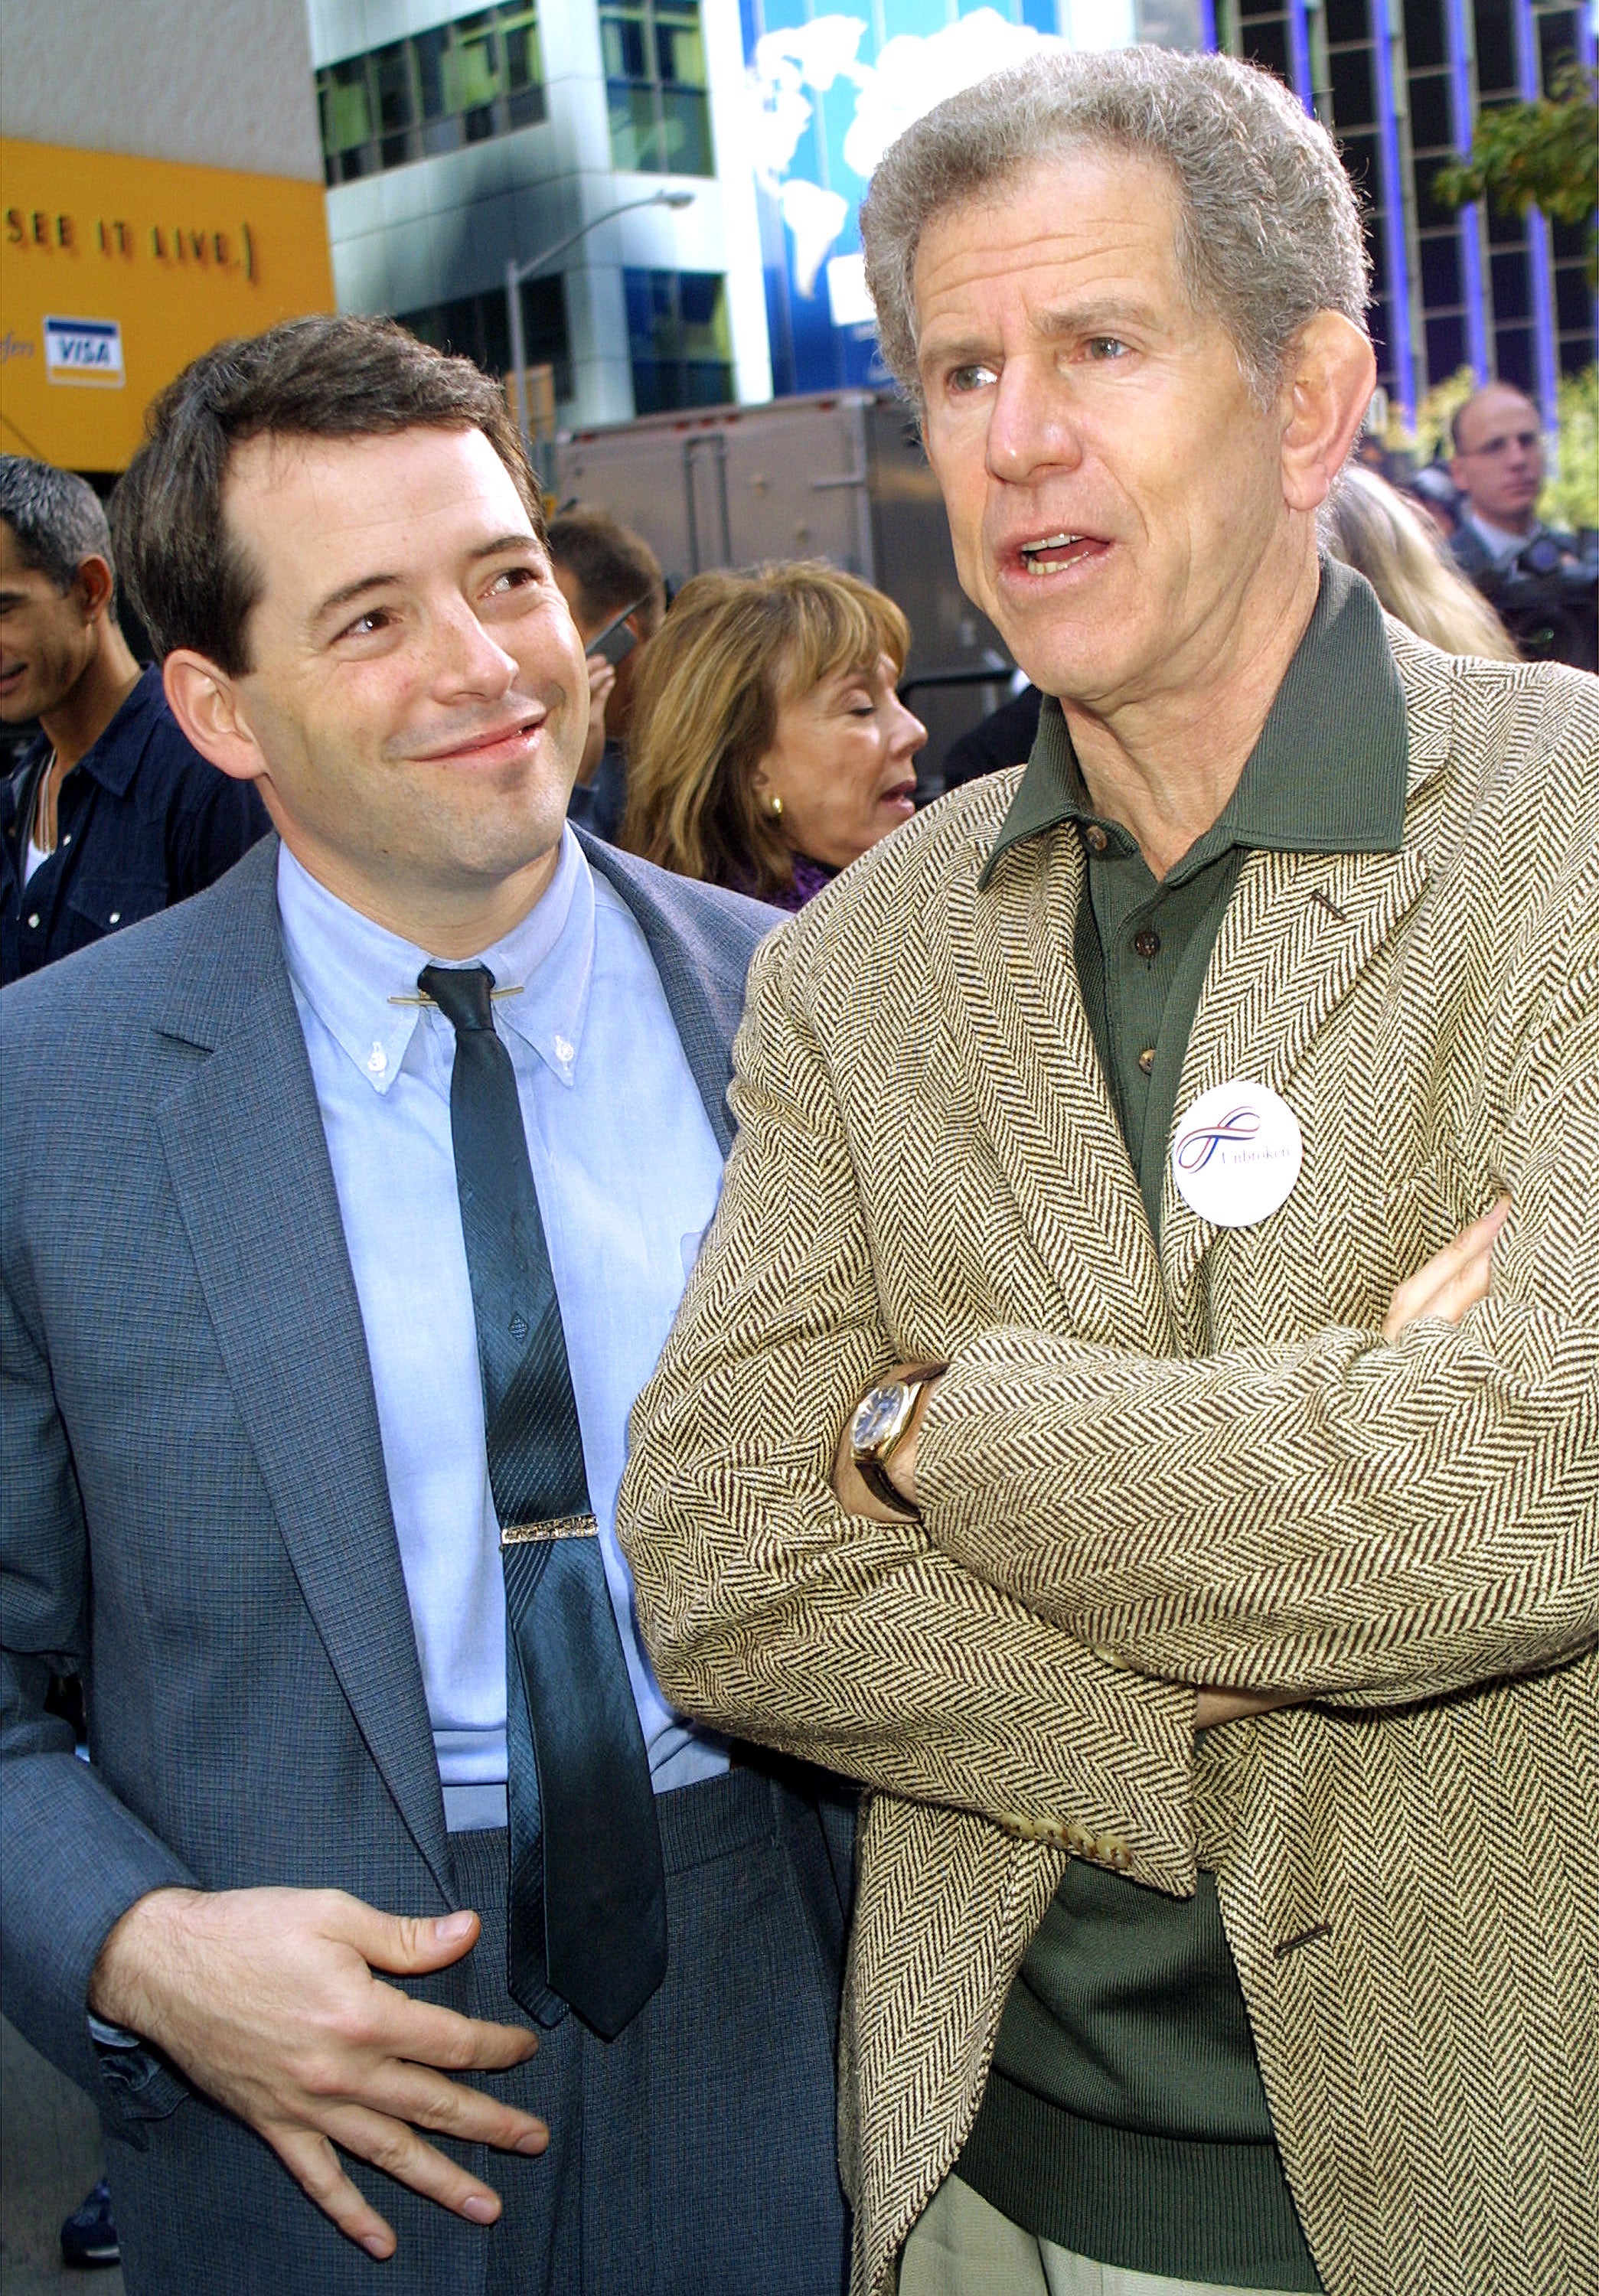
xmin=506 ymin=188 xmax=696 ymax=481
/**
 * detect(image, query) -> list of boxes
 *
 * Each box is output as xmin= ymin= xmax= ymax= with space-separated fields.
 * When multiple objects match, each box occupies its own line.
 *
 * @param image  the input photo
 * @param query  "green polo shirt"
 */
xmin=954 ymin=563 xmax=1408 ymax=2288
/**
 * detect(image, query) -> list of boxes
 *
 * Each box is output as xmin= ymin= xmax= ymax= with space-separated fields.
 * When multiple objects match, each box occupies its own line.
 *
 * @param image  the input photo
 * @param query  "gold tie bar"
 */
xmin=501 ymin=1514 xmax=599 ymax=1545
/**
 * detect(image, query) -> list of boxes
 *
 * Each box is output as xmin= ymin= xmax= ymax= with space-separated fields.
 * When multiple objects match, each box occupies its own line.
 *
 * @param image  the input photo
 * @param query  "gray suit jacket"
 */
xmin=0 ymin=829 xmax=775 ymax=2132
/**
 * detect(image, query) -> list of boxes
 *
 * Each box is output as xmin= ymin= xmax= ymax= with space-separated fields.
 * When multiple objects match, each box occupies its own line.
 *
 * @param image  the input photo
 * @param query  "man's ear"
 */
xmin=73 ymin=555 xmax=116 ymax=626
xmin=1279 ymin=313 xmax=1378 ymax=515
xmin=163 ymin=651 xmax=268 ymax=786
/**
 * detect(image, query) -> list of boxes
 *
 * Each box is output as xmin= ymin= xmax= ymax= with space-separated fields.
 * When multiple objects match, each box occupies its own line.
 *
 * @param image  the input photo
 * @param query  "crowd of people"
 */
xmin=1 ymin=39 xmax=1595 ymax=2296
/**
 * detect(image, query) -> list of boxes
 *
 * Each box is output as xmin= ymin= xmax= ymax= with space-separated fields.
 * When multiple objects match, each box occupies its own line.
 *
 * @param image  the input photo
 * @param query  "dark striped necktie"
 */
xmin=419 ymin=961 xmax=667 ymax=2040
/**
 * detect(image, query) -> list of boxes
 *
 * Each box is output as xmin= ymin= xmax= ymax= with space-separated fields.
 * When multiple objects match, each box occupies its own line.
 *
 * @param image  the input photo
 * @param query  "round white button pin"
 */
xmin=1170 ymin=1079 xmax=1303 ymax=1229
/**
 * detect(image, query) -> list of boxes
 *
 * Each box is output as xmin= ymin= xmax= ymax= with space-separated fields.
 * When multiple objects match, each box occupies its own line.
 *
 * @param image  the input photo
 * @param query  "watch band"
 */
xmin=855 ymin=1449 xmax=921 ymax=1518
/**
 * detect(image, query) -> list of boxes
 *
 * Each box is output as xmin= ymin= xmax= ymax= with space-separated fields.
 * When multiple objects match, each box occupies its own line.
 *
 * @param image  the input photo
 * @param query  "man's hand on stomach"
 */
xmin=89 ymin=1883 xmax=546 ymax=2258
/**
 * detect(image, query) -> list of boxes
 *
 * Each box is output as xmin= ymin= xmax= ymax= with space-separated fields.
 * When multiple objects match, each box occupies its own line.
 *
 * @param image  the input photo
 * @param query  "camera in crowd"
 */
xmin=1473 ymin=529 xmax=1599 ymax=677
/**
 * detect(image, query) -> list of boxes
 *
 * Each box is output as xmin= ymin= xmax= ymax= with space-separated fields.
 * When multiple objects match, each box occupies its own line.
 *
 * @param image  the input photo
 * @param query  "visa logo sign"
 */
xmin=44 ymin=315 xmax=125 ymax=388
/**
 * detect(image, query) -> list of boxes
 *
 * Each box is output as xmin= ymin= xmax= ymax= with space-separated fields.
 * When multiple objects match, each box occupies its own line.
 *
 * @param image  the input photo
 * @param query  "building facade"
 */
xmin=0 ymin=0 xmax=334 ymax=477
xmin=308 ymin=0 xmax=1594 ymax=435
xmin=308 ymin=0 xmax=773 ymax=427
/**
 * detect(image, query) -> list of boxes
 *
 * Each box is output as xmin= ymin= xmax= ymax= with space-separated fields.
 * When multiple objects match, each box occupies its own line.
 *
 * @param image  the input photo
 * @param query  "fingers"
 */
xmin=368 ymin=1986 xmax=540 ymax=2076
xmin=319 ymin=2102 xmax=509 ymax=2226
xmin=1382 ymin=1196 xmax=1508 ymax=1342
xmin=272 ymin=2125 xmax=399 ymax=2260
xmin=1195 ymin=1688 xmax=1302 ymax=1728
xmin=371 ymin=2061 xmax=549 ymax=2157
xmin=337 ymin=1901 xmax=484 ymax=1977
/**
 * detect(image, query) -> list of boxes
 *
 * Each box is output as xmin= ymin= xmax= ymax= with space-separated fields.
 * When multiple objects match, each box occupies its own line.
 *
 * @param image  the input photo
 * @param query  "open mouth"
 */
xmin=1016 ymin=532 xmax=1107 ymax=576
xmin=0 ymin=661 xmax=27 ymax=695
xmin=879 ymin=779 xmax=918 ymax=814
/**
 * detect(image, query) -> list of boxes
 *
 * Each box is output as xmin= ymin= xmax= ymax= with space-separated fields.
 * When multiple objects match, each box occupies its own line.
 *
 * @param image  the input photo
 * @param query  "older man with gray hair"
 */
xmin=620 ymin=44 xmax=1598 ymax=2296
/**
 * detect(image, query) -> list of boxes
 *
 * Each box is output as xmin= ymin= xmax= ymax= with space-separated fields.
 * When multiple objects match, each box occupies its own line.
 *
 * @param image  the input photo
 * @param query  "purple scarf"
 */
xmin=766 ymin=853 xmax=839 ymax=912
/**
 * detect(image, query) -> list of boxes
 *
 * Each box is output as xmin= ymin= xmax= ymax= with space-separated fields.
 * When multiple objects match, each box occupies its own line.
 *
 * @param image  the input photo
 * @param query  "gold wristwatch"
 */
xmin=847 ymin=1368 xmax=944 ymax=1518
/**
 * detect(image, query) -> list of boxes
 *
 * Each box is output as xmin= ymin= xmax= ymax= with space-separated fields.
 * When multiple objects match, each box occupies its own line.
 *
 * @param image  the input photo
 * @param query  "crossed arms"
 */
xmin=618 ymin=898 xmax=1599 ymax=1843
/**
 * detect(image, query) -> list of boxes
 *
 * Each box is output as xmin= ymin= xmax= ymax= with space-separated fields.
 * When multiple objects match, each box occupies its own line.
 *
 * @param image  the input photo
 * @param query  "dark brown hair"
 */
xmin=547 ymin=508 xmax=665 ymax=638
xmin=623 ymin=562 xmax=910 ymax=899
xmin=110 ymin=314 xmax=542 ymax=675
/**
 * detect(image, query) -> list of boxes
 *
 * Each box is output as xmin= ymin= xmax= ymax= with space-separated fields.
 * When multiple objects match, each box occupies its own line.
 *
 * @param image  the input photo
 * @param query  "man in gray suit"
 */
xmin=0 ymin=316 xmax=850 ymax=2295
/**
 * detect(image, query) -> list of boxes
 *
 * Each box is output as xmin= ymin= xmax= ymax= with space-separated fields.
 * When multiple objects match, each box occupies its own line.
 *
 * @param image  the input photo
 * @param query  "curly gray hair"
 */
xmin=860 ymin=46 xmax=1370 ymax=413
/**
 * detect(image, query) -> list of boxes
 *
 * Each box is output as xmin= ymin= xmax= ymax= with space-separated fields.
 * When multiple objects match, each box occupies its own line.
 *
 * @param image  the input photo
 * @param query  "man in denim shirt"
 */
xmin=0 ymin=456 xmax=267 ymax=985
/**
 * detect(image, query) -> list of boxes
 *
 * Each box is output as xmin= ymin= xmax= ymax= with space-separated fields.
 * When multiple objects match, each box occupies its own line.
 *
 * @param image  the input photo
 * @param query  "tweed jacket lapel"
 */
xmin=1159 ymin=842 xmax=1431 ymax=1320
xmin=1160 ymin=625 xmax=1452 ymax=1324
xmin=150 ymin=841 xmax=453 ymax=1903
xmin=951 ymin=820 xmax=1172 ymax=1352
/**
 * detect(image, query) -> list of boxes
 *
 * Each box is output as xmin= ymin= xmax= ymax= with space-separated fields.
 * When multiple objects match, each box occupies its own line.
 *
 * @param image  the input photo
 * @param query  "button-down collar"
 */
xmin=981 ymin=559 xmax=1409 ymax=887
xmin=277 ymin=827 xmax=594 ymax=1099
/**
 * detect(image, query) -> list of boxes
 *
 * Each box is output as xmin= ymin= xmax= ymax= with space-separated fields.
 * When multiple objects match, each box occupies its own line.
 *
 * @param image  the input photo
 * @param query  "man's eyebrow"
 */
xmin=1032 ymin=297 xmax=1163 ymax=341
xmin=470 ymin=531 xmax=541 ymax=560
xmin=311 ymin=533 xmax=540 ymax=627
xmin=919 ymin=298 xmax=1163 ymax=370
xmin=312 ymin=572 xmax=399 ymax=625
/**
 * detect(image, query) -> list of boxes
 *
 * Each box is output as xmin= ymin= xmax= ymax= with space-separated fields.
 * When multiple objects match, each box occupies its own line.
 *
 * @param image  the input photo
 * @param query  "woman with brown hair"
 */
xmin=622 ymin=561 xmax=927 ymax=909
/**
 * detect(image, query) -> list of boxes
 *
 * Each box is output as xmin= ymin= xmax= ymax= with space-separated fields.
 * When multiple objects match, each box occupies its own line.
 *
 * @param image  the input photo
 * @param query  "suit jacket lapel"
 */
xmin=578 ymin=831 xmax=752 ymax=1156
xmin=1160 ymin=840 xmax=1431 ymax=1316
xmin=944 ymin=821 xmax=1171 ymax=1350
xmin=152 ymin=854 xmax=453 ymax=1903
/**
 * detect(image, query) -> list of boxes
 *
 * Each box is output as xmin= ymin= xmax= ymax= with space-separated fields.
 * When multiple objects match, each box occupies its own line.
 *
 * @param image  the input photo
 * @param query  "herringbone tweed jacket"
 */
xmin=619 ymin=621 xmax=1599 ymax=2296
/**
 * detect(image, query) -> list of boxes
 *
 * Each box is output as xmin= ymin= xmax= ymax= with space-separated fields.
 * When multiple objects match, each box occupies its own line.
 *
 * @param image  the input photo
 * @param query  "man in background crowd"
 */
xmin=1447 ymin=381 xmax=1563 ymax=571
xmin=547 ymin=509 xmax=665 ymax=842
xmin=0 ymin=456 xmax=268 ymax=987
xmin=1445 ymin=383 xmax=1594 ymax=670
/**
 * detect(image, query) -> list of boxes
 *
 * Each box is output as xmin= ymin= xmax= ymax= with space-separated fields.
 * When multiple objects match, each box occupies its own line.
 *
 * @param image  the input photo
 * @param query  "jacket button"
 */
xmin=1137 ymin=1046 xmax=1156 ymax=1075
xmin=108 ymin=911 xmax=121 ymax=925
xmin=27 ymin=913 xmax=41 ymax=929
xmin=1083 ymin=824 xmax=1109 ymax=855
xmin=1133 ymin=928 xmax=1161 ymax=959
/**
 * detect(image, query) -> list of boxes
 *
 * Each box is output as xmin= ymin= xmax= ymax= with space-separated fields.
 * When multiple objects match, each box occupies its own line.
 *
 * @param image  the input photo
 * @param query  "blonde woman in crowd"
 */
xmin=1323 ymin=465 xmax=1521 ymax=657
xmin=623 ymin=561 xmax=927 ymax=908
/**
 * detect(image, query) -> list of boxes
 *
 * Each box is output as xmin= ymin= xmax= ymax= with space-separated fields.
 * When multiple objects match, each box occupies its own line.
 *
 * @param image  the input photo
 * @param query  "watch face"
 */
xmin=853 ymin=1382 xmax=909 ymax=1451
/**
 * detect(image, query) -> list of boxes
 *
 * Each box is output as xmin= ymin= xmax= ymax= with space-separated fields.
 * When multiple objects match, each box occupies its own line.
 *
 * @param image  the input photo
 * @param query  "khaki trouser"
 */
xmin=899 ymin=2174 xmax=1309 ymax=2296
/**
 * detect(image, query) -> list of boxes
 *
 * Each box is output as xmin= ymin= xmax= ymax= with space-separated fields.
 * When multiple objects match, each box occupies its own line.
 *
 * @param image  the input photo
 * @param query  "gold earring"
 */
xmin=766 ymin=793 xmax=784 ymax=821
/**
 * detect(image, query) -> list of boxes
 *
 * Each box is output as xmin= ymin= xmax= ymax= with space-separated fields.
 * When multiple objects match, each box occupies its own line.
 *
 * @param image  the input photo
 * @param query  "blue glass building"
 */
xmin=744 ymin=0 xmax=1597 ymax=426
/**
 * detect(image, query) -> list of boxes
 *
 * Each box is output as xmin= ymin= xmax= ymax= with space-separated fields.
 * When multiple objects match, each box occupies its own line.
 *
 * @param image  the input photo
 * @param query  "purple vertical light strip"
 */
xmin=1286 ymin=0 xmax=1313 ymax=109
xmin=1197 ymin=0 xmax=1218 ymax=52
xmin=1367 ymin=0 xmax=1417 ymax=427
xmin=1509 ymin=0 xmax=1559 ymax=422
xmin=1442 ymin=0 xmax=1489 ymax=377
xmin=1576 ymin=0 xmax=1598 ymax=361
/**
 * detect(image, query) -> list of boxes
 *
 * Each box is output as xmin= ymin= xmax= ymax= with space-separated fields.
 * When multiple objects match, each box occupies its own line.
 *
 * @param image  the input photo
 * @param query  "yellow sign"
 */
xmin=0 ymin=138 xmax=334 ymax=472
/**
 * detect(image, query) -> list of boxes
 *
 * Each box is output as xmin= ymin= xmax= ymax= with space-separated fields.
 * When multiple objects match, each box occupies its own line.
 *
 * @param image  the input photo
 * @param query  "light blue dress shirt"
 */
xmin=277 ymin=831 xmax=730 ymax=1831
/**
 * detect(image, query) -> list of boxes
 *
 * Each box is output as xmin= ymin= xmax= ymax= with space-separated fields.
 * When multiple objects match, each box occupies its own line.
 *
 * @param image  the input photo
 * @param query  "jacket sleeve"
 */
xmin=1 ymin=1221 xmax=196 ymax=2105
xmin=913 ymin=885 xmax=1599 ymax=1707
xmin=619 ymin=927 xmax=1199 ymax=1898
